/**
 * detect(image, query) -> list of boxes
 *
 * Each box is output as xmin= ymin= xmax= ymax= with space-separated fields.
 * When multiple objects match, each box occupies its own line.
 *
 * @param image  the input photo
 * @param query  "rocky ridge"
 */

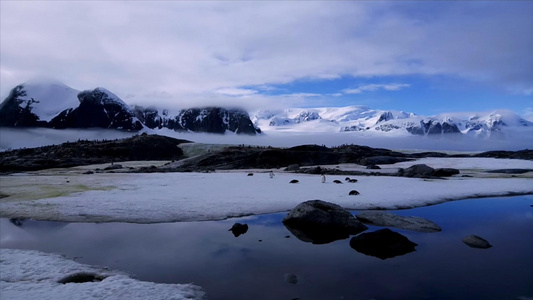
xmin=0 ymin=81 xmax=260 ymax=134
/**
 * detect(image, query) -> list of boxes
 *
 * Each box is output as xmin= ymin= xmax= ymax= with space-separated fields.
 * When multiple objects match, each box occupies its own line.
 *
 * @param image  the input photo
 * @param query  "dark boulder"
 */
xmin=289 ymin=179 xmax=299 ymax=184
xmin=282 ymin=200 xmax=368 ymax=244
xmin=433 ymin=168 xmax=460 ymax=177
xmin=349 ymin=228 xmax=418 ymax=259
xmin=333 ymin=180 xmax=343 ymax=184
xmin=400 ymin=164 xmax=459 ymax=178
xmin=401 ymin=164 xmax=435 ymax=178
xmin=349 ymin=190 xmax=360 ymax=196
xmin=229 ymin=223 xmax=248 ymax=237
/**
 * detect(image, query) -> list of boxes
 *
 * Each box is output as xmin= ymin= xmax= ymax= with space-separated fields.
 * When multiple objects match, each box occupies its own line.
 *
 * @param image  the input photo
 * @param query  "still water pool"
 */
xmin=1 ymin=195 xmax=532 ymax=300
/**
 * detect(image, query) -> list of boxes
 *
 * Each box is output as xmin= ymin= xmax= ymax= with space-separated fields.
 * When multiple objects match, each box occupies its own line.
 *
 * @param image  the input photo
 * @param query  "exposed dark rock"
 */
xmin=356 ymin=211 xmax=441 ymax=233
xmin=104 ymin=164 xmax=123 ymax=171
xmin=164 ymin=107 xmax=260 ymax=135
xmin=282 ymin=200 xmax=368 ymax=244
xmin=399 ymin=164 xmax=460 ymax=178
xmin=359 ymin=156 xmax=412 ymax=166
xmin=0 ymin=85 xmax=45 ymax=127
xmin=485 ymin=169 xmax=532 ymax=174
xmin=49 ymin=88 xmax=143 ymax=131
xmin=289 ymin=180 xmax=299 ymax=184
xmin=0 ymin=134 xmax=191 ymax=172
xmin=298 ymin=166 xmax=323 ymax=174
xmin=228 ymin=223 xmax=249 ymax=237
xmin=463 ymin=235 xmax=492 ymax=249
xmin=406 ymin=120 xmax=461 ymax=136
xmin=366 ymin=165 xmax=381 ymax=169
xmin=349 ymin=229 xmax=418 ymax=259
xmin=401 ymin=164 xmax=436 ymax=178
xmin=349 ymin=190 xmax=360 ymax=196
xmin=247 ymin=173 xmax=254 ymax=176
xmin=285 ymin=164 xmax=300 ymax=171
xmin=473 ymin=150 xmax=533 ymax=160
xmin=433 ymin=168 xmax=460 ymax=177
xmin=132 ymin=105 xmax=163 ymax=129
xmin=333 ymin=180 xmax=342 ymax=184
xmin=58 ymin=272 xmax=106 ymax=284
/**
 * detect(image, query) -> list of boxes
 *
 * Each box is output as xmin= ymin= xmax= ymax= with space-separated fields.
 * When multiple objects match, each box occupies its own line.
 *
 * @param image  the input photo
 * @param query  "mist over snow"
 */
xmin=1 ymin=127 xmax=531 ymax=152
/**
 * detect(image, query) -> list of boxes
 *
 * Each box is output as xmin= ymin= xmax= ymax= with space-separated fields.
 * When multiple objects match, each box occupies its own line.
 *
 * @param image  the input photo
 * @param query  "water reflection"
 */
xmin=349 ymin=228 xmax=417 ymax=259
xmin=228 ymin=223 xmax=248 ymax=237
xmin=283 ymin=222 xmax=353 ymax=244
xmin=1 ymin=195 xmax=532 ymax=300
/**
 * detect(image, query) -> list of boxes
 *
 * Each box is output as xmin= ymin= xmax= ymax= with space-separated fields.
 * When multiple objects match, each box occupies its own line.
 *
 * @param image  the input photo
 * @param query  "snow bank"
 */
xmin=1 ymin=170 xmax=531 ymax=223
xmin=0 ymin=248 xmax=205 ymax=300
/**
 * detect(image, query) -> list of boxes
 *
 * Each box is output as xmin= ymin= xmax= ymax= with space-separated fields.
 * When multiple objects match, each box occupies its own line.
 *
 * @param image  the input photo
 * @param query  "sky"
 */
xmin=1 ymin=1 xmax=532 ymax=118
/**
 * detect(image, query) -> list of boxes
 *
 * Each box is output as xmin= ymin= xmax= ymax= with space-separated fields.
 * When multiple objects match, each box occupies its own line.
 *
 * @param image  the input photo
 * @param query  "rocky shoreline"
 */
xmin=1 ymin=134 xmax=532 ymax=175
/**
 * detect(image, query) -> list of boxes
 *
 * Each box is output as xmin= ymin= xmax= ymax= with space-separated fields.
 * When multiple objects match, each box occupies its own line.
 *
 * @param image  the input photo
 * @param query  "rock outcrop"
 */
xmin=0 ymin=134 xmax=191 ymax=172
xmin=399 ymin=164 xmax=460 ymax=178
xmin=50 ymin=88 xmax=143 ymax=130
xmin=282 ymin=200 xmax=368 ymax=244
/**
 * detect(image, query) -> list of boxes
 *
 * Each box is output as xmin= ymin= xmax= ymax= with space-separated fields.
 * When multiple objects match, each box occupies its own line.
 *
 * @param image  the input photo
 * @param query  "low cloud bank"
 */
xmin=0 ymin=127 xmax=531 ymax=152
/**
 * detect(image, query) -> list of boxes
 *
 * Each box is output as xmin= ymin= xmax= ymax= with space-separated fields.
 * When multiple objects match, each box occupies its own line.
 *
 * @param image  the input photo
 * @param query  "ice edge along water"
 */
xmin=0 ymin=248 xmax=206 ymax=300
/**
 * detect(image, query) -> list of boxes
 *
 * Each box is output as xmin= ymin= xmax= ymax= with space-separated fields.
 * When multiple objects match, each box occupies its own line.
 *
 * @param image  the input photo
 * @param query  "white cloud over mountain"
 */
xmin=343 ymin=84 xmax=411 ymax=94
xmin=1 ymin=1 xmax=531 ymax=112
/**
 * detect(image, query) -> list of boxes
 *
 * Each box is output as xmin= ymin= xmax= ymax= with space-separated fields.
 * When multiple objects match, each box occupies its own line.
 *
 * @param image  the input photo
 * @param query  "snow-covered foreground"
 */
xmin=1 ymin=158 xmax=532 ymax=300
xmin=1 ymin=161 xmax=532 ymax=223
xmin=0 ymin=248 xmax=205 ymax=300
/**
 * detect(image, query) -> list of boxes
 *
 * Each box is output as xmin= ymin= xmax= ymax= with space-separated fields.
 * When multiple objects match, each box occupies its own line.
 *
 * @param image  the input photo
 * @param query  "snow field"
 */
xmin=1 ymin=171 xmax=531 ymax=223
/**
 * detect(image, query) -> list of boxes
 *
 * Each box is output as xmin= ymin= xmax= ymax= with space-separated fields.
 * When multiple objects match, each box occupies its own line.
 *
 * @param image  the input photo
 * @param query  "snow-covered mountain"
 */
xmin=252 ymin=106 xmax=533 ymax=138
xmin=0 ymin=78 xmax=80 ymax=127
xmin=131 ymin=106 xmax=260 ymax=135
xmin=1 ymin=79 xmax=530 ymax=138
xmin=0 ymin=79 xmax=260 ymax=134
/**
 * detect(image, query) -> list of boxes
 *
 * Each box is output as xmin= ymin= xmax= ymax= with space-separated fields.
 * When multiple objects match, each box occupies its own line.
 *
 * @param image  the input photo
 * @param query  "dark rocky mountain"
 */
xmin=133 ymin=106 xmax=261 ymax=135
xmin=0 ymin=85 xmax=46 ymax=127
xmin=49 ymin=88 xmax=144 ymax=131
xmin=0 ymin=81 xmax=261 ymax=135
xmin=406 ymin=120 xmax=461 ymax=136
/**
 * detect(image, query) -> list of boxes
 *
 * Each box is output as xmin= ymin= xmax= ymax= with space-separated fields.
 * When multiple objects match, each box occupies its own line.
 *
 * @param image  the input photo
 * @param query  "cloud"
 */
xmin=343 ymin=83 xmax=410 ymax=94
xmin=215 ymin=88 xmax=258 ymax=97
xmin=0 ymin=1 xmax=531 ymax=109
xmin=523 ymin=108 xmax=533 ymax=122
